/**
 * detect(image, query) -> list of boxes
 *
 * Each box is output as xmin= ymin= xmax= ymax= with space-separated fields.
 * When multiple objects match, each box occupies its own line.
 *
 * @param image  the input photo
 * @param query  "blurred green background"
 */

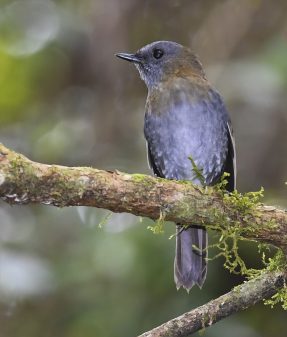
xmin=0 ymin=0 xmax=286 ymax=336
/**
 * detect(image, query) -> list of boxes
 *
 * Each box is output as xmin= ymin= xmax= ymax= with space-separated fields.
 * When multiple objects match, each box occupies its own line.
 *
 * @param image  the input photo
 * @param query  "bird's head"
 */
xmin=116 ymin=41 xmax=205 ymax=89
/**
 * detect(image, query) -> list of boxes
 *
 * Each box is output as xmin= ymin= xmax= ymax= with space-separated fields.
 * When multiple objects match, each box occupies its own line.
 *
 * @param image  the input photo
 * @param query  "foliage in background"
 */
xmin=1 ymin=1 xmax=287 ymax=337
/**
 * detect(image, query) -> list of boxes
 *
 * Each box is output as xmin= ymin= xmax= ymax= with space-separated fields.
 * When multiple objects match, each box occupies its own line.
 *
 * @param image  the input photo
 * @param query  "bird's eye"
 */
xmin=153 ymin=48 xmax=164 ymax=59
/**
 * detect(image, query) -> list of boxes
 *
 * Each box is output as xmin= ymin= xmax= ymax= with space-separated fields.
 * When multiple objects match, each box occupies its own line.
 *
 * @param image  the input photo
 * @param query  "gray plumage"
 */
xmin=116 ymin=41 xmax=236 ymax=291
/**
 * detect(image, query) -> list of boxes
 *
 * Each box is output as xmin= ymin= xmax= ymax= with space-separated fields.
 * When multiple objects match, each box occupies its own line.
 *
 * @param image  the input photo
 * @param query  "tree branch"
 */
xmin=0 ymin=143 xmax=286 ymax=252
xmin=137 ymin=270 xmax=286 ymax=337
xmin=0 ymin=143 xmax=286 ymax=335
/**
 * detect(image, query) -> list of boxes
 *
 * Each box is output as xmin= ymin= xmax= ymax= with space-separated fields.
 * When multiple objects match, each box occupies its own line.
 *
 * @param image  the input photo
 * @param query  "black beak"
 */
xmin=116 ymin=52 xmax=141 ymax=63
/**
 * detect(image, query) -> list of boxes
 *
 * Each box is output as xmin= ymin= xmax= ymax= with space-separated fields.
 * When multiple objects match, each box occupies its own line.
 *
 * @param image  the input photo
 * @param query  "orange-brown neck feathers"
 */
xmin=162 ymin=49 xmax=206 ymax=81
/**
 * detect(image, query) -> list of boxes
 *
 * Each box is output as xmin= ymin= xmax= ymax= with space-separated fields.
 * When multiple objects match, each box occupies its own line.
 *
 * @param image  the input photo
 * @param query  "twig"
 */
xmin=138 ymin=271 xmax=286 ymax=337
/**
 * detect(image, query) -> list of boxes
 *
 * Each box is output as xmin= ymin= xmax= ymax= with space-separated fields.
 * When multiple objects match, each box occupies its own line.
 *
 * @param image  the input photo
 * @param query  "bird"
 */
xmin=116 ymin=41 xmax=236 ymax=291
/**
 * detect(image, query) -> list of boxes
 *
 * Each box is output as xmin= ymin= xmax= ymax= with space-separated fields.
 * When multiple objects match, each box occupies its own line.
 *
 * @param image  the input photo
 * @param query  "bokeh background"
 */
xmin=0 ymin=0 xmax=286 ymax=336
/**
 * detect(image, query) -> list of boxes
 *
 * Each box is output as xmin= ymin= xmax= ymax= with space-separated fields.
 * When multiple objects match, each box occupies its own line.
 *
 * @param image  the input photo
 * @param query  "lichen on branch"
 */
xmin=0 ymin=142 xmax=286 ymax=251
xmin=0 ymin=142 xmax=287 ymax=336
xmin=138 ymin=270 xmax=286 ymax=337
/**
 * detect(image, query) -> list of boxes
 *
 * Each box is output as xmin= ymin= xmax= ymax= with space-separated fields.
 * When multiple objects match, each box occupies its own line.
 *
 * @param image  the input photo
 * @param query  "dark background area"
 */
xmin=0 ymin=1 xmax=286 ymax=336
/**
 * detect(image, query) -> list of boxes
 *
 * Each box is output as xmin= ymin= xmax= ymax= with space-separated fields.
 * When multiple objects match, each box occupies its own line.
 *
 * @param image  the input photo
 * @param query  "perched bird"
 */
xmin=116 ymin=41 xmax=236 ymax=291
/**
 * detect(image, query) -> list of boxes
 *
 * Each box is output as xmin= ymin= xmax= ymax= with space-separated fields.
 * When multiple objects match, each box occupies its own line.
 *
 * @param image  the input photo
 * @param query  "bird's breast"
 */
xmin=144 ymin=81 xmax=229 ymax=185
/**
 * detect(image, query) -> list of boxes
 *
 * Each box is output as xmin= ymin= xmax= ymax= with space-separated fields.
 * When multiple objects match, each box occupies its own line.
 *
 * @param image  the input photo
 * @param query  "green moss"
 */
xmin=207 ymin=184 xmax=265 ymax=277
xmin=214 ymin=172 xmax=231 ymax=191
xmin=131 ymin=173 xmax=149 ymax=182
xmin=265 ymin=286 xmax=287 ymax=310
xmin=132 ymin=173 xmax=156 ymax=184
xmin=223 ymin=187 xmax=264 ymax=214
xmin=207 ymin=178 xmax=287 ymax=310
xmin=147 ymin=209 xmax=165 ymax=234
xmin=139 ymin=169 xmax=287 ymax=308
xmin=8 ymin=155 xmax=91 ymax=207
xmin=188 ymin=156 xmax=205 ymax=186
xmin=10 ymin=155 xmax=39 ymax=191
xmin=262 ymin=250 xmax=287 ymax=309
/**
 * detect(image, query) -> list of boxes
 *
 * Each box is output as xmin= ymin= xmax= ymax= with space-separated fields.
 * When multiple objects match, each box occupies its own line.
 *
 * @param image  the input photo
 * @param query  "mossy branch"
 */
xmin=138 ymin=270 xmax=286 ymax=337
xmin=0 ymin=143 xmax=287 ymax=336
xmin=0 ymin=143 xmax=286 ymax=252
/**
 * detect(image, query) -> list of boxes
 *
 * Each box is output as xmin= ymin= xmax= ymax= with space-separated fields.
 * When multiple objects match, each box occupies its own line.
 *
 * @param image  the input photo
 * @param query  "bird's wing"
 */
xmin=224 ymin=122 xmax=236 ymax=192
xmin=146 ymin=142 xmax=164 ymax=178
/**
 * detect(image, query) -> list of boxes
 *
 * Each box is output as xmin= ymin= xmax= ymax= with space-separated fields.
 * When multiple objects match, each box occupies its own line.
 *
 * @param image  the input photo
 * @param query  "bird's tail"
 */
xmin=174 ymin=225 xmax=207 ymax=291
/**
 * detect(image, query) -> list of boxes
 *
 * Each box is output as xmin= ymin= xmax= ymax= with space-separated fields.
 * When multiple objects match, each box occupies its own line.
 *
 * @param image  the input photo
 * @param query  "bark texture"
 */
xmin=0 ymin=143 xmax=286 ymax=251
xmin=0 ymin=143 xmax=286 ymax=336
xmin=138 ymin=271 xmax=286 ymax=337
